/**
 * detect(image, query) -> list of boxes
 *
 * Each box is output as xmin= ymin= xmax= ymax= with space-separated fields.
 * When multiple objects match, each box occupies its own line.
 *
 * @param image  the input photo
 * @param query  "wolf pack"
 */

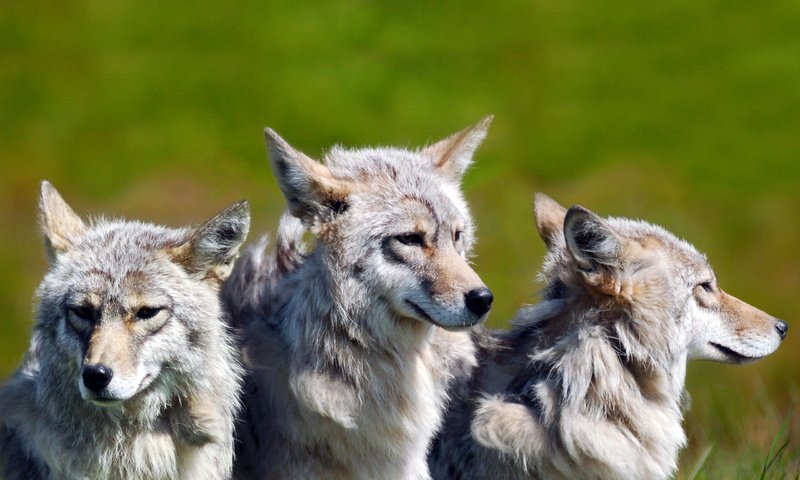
xmin=0 ymin=117 xmax=788 ymax=479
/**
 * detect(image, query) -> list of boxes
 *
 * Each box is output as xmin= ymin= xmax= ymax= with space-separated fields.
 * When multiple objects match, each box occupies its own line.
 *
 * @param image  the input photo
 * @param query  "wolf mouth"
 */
xmin=405 ymin=299 xmax=440 ymax=326
xmin=404 ymin=299 xmax=481 ymax=330
xmin=709 ymin=342 xmax=758 ymax=363
xmin=88 ymin=396 xmax=124 ymax=407
xmin=85 ymin=373 xmax=155 ymax=407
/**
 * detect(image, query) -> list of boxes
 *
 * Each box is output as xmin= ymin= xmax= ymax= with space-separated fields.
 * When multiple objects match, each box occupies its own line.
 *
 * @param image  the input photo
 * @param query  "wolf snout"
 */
xmin=465 ymin=287 xmax=494 ymax=316
xmin=775 ymin=319 xmax=788 ymax=340
xmin=82 ymin=364 xmax=113 ymax=392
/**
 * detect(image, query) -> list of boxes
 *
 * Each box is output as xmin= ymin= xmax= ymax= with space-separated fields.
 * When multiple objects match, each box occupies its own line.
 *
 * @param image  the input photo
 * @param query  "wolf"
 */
xmin=0 ymin=181 xmax=250 ymax=480
xmin=224 ymin=118 xmax=495 ymax=479
xmin=429 ymin=193 xmax=788 ymax=480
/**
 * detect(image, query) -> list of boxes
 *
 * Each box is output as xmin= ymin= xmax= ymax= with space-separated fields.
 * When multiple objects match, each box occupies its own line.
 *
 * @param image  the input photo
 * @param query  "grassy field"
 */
xmin=1 ymin=1 xmax=798 ymax=476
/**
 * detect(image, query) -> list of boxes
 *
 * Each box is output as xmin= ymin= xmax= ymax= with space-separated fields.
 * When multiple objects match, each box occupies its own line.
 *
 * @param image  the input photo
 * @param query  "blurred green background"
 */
xmin=1 ymin=1 xmax=798 ymax=476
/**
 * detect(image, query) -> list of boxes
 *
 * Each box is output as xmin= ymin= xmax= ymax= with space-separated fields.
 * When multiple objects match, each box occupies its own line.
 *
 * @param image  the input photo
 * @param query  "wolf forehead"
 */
xmin=51 ymin=221 xmax=192 ymax=278
xmin=324 ymin=147 xmax=470 ymax=213
xmin=608 ymin=217 xmax=708 ymax=263
xmin=326 ymin=146 xmax=459 ymax=186
xmin=545 ymin=210 xmax=712 ymax=282
xmin=326 ymin=144 xmax=439 ymax=172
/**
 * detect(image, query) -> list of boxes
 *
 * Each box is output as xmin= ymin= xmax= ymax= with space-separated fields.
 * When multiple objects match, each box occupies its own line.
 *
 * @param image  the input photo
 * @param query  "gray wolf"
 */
xmin=0 ymin=181 xmax=250 ymax=480
xmin=224 ymin=118 xmax=494 ymax=479
xmin=429 ymin=193 xmax=788 ymax=480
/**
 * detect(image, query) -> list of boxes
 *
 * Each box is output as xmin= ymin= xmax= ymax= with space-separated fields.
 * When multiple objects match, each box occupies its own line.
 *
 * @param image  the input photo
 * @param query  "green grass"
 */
xmin=1 ymin=1 xmax=798 ymax=476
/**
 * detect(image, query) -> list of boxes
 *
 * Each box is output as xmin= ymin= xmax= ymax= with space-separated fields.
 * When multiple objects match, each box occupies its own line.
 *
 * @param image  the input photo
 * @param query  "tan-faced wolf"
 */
xmin=429 ymin=193 xmax=787 ymax=480
xmin=224 ymin=118 xmax=495 ymax=479
xmin=0 ymin=182 xmax=250 ymax=480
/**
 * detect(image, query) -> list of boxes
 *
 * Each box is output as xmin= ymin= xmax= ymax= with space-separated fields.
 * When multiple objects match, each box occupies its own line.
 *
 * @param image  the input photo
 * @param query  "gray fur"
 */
xmin=225 ymin=119 xmax=493 ymax=479
xmin=0 ymin=181 xmax=249 ymax=480
xmin=430 ymin=193 xmax=786 ymax=480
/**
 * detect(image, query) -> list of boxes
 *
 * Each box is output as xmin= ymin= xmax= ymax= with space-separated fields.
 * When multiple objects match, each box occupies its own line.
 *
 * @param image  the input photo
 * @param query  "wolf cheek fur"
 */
xmin=0 ymin=181 xmax=249 ymax=480
xmin=430 ymin=193 xmax=787 ymax=480
xmin=227 ymin=118 xmax=494 ymax=479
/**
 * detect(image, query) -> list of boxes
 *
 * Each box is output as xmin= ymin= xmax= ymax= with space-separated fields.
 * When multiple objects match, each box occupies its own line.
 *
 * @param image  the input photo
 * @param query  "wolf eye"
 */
xmin=698 ymin=281 xmax=714 ymax=293
xmin=69 ymin=305 xmax=94 ymax=321
xmin=136 ymin=307 xmax=162 ymax=320
xmin=395 ymin=233 xmax=424 ymax=247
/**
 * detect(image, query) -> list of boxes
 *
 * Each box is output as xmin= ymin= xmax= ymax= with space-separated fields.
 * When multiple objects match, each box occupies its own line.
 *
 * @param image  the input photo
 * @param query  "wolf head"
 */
xmin=263 ymin=118 xmax=494 ymax=331
xmin=534 ymin=193 xmax=786 ymax=364
xmin=36 ymin=181 xmax=250 ymax=406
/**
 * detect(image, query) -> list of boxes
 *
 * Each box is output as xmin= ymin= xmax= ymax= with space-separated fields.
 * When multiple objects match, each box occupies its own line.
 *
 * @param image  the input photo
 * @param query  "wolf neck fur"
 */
xmin=260 ymin=242 xmax=445 ymax=477
xmin=279 ymin=245 xmax=436 ymax=360
xmin=509 ymin=296 xmax=688 ymax=474
xmin=525 ymin=296 xmax=687 ymax=408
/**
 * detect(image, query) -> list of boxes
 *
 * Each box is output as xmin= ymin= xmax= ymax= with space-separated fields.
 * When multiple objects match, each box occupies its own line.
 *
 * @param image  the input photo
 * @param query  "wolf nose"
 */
xmin=775 ymin=320 xmax=788 ymax=340
xmin=465 ymin=287 xmax=493 ymax=316
xmin=82 ymin=364 xmax=113 ymax=392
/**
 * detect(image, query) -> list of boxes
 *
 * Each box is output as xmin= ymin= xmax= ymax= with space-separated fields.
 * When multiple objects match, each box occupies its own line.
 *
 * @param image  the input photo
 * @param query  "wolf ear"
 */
xmin=563 ymin=206 xmax=620 ymax=273
xmin=172 ymin=201 xmax=250 ymax=284
xmin=422 ymin=115 xmax=493 ymax=181
xmin=534 ymin=193 xmax=568 ymax=249
xmin=39 ymin=181 xmax=86 ymax=260
xmin=265 ymin=128 xmax=355 ymax=224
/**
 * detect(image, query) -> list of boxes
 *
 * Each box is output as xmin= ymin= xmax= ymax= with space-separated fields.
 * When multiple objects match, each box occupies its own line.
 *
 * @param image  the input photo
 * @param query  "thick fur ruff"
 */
xmin=0 ymin=182 xmax=249 ymax=480
xmin=429 ymin=194 xmax=786 ymax=480
xmin=226 ymin=120 xmax=493 ymax=479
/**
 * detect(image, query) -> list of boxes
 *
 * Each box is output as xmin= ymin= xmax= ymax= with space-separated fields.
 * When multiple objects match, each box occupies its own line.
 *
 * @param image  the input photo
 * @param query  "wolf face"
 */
xmin=36 ymin=181 xmax=249 ymax=407
xmin=684 ymin=271 xmax=787 ymax=362
xmin=535 ymin=193 xmax=787 ymax=365
xmin=264 ymin=118 xmax=494 ymax=331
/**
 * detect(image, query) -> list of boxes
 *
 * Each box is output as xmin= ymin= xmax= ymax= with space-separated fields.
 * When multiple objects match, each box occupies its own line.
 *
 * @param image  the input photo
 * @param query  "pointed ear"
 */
xmin=563 ymin=206 xmax=620 ymax=272
xmin=171 ymin=201 xmax=250 ymax=284
xmin=264 ymin=128 xmax=355 ymax=224
xmin=38 ymin=181 xmax=86 ymax=260
xmin=534 ymin=193 xmax=567 ymax=249
xmin=421 ymin=115 xmax=493 ymax=181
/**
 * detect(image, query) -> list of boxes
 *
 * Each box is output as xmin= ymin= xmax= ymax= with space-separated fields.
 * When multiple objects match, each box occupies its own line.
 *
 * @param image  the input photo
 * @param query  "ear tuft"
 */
xmin=534 ymin=193 xmax=567 ymax=249
xmin=563 ymin=206 xmax=619 ymax=272
xmin=422 ymin=115 xmax=493 ymax=181
xmin=175 ymin=200 xmax=251 ymax=283
xmin=39 ymin=181 xmax=86 ymax=260
xmin=264 ymin=127 xmax=354 ymax=223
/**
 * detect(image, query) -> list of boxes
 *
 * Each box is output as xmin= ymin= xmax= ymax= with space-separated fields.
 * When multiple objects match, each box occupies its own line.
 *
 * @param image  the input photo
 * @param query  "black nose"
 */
xmin=775 ymin=320 xmax=788 ymax=340
xmin=465 ymin=287 xmax=493 ymax=316
xmin=82 ymin=364 xmax=113 ymax=392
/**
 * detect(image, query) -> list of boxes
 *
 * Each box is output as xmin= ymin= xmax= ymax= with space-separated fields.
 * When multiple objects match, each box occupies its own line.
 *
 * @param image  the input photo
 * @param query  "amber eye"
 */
xmin=395 ymin=233 xmax=424 ymax=247
xmin=136 ymin=307 xmax=162 ymax=320
xmin=69 ymin=305 xmax=94 ymax=321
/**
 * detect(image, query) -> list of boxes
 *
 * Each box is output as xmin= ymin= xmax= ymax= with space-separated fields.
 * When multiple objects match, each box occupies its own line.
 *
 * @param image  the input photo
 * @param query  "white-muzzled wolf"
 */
xmin=225 ymin=118 xmax=495 ymax=479
xmin=0 ymin=181 xmax=249 ymax=480
xmin=429 ymin=193 xmax=787 ymax=480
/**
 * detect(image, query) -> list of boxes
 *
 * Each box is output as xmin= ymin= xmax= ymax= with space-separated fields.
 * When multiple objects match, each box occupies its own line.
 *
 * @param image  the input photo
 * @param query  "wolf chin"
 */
xmin=429 ymin=193 xmax=787 ymax=480
xmin=224 ymin=118 xmax=495 ymax=479
xmin=0 ymin=182 xmax=249 ymax=480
